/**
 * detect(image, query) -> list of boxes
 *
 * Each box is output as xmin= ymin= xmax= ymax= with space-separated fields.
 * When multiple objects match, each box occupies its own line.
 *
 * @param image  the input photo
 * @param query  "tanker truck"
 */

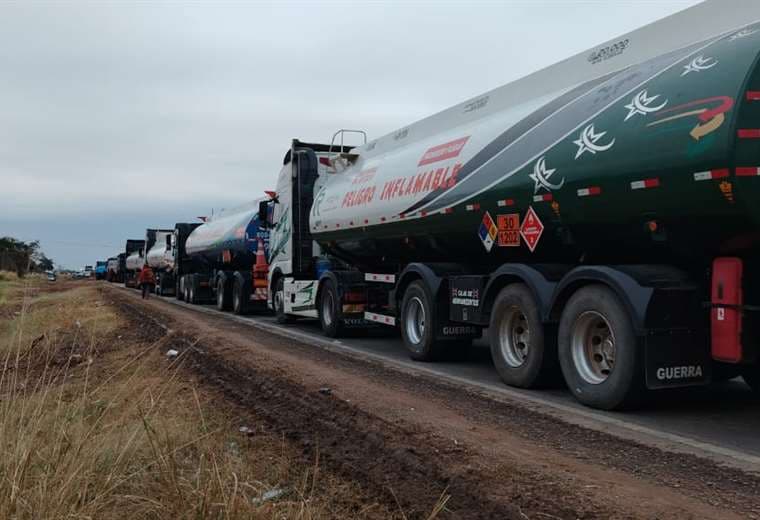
xmin=123 ymin=239 xmax=145 ymax=288
xmin=145 ymin=229 xmax=174 ymax=295
xmin=106 ymin=255 xmax=123 ymax=283
xmin=162 ymin=222 xmax=202 ymax=299
xmin=180 ymin=202 xmax=270 ymax=314
xmin=258 ymin=1 xmax=760 ymax=410
xmin=94 ymin=261 xmax=108 ymax=280
xmin=105 ymin=257 xmax=118 ymax=282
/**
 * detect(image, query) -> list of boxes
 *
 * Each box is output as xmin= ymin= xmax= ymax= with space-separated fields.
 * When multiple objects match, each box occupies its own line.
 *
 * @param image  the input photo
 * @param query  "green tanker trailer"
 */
xmin=260 ymin=1 xmax=760 ymax=410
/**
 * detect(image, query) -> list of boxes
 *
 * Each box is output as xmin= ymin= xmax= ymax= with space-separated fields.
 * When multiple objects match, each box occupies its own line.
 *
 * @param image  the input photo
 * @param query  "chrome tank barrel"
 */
xmin=185 ymin=204 xmax=268 ymax=261
xmin=146 ymin=231 xmax=172 ymax=270
xmin=125 ymin=252 xmax=142 ymax=271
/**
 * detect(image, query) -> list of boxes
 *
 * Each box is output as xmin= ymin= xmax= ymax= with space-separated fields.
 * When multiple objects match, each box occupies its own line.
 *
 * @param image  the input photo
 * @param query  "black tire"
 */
xmin=175 ymin=276 xmax=183 ymax=301
xmin=155 ymin=279 xmax=162 ymax=297
xmin=742 ymin=365 xmax=760 ymax=392
xmin=232 ymin=276 xmax=250 ymax=315
xmin=318 ymin=279 xmax=343 ymax=338
xmin=489 ymin=283 xmax=555 ymax=388
xmin=400 ymin=280 xmax=445 ymax=361
xmin=558 ymin=285 xmax=643 ymax=410
xmin=273 ymin=277 xmax=293 ymax=324
xmin=187 ymin=275 xmax=196 ymax=304
xmin=216 ymin=277 xmax=232 ymax=311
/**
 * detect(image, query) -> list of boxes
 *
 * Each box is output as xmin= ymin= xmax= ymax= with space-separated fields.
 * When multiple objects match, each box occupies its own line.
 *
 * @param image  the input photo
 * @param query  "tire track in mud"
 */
xmin=109 ymin=292 xmax=597 ymax=519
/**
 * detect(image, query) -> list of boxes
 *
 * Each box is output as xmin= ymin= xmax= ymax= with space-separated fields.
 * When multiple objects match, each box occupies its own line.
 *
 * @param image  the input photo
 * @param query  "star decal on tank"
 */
xmin=623 ymin=90 xmax=668 ymax=121
xmin=573 ymin=124 xmax=616 ymax=159
xmin=529 ymin=157 xmax=564 ymax=194
xmin=681 ymin=55 xmax=718 ymax=76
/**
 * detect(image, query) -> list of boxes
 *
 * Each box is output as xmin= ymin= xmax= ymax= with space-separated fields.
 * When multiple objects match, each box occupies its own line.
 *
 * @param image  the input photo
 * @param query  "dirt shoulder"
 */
xmin=106 ymin=285 xmax=760 ymax=520
xmin=0 ymin=278 xmax=401 ymax=519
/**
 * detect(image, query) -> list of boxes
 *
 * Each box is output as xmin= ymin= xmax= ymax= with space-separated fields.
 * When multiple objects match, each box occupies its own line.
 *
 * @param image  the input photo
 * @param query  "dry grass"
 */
xmin=0 ymin=281 xmax=396 ymax=519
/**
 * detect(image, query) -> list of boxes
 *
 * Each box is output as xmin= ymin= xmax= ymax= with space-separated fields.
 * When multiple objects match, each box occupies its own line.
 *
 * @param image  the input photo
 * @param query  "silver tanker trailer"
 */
xmin=123 ymin=239 xmax=145 ymax=288
xmin=145 ymin=230 xmax=173 ymax=295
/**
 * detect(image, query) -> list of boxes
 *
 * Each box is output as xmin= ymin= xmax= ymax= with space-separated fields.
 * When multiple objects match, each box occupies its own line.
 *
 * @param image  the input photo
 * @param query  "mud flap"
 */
xmin=645 ymin=331 xmax=711 ymax=389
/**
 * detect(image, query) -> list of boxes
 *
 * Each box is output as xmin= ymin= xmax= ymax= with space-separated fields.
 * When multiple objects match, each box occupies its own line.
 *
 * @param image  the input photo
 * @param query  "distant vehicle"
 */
xmin=106 ymin=256 xmax=122 ymax=282
xmin=84 ymin=265 xmax=93 ymax=278
xmin=123 ymin=239 xmax=145 ymax=288
xmin=94 ymin=261 xmax=108 ymax=280
xmin=46 ymin=271 xmax=56 ymax=282
xmin=180 ymin=203 xmax=270 ymax=314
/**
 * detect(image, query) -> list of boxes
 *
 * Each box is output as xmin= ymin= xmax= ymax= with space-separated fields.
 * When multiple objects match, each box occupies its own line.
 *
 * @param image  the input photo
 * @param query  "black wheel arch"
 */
xmin=549 ymin=265 xmax=692 ymax=335
xmin=393 ymin=262 xmax=466 ymax=312
xmin=481 ymin=264 xmax=568 ymax=326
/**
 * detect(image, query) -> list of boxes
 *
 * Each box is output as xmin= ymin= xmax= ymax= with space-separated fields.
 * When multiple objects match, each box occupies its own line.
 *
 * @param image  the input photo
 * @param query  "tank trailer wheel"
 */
xmin=187 ymin=276 xmax=196 ymax=304
xmin=558 ymin=285 xmax=642 ymax=410
xmin=216 ymin=277 xmax=232 ymax=311
xmin=175 ymin=277 xmax=183 ymax=301
xmin=489 ymin=283 xmax=554 ymax=388
xmin=400 ymin=280 xmax=447 ymax=361
xmin=318 ymin=279 xmax=343 ymax=338
xmin=232 ymin=277 xmax=250 ymax=315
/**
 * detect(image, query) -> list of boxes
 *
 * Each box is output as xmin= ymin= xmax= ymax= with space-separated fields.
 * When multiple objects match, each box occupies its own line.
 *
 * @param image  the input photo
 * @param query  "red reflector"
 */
xmin=736 ymin=167 xmax=760 ymax=177
xmin=343 ymin=291 xmax=365 ymax=303
xmin=738 ymin=129 xmax=760 ymax=139
xmin=711 ymin=257 xmax=743 ymax=363
xmin=319 ymin=157 xmax=331 ymax=166
xmin=747 ymin=91 xmax=760 ymax=101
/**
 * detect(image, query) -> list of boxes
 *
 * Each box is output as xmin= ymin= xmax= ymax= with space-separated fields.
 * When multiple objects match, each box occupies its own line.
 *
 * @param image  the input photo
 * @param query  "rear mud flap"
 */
xmin=644 ymin=331 xmax=711 ymax=390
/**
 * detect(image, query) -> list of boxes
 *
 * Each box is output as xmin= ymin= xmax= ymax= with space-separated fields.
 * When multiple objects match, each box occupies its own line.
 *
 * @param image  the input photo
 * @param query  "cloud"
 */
xmin=0 ymin=1 xmax=699 ymax=264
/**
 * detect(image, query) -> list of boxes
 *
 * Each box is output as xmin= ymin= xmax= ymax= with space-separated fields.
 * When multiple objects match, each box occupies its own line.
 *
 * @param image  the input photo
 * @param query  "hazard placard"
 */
xmin=478 ymin=211 xmax=498 ymax=252
xmin=497 ymin=214 xmax=520 ymax=247
xmin=520 ymin=206 xmax=544 ymax=252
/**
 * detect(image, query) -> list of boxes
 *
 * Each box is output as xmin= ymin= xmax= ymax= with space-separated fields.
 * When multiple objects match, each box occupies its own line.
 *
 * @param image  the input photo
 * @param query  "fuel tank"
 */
xmin=125 ymin=252 xmax=143 ymax=272
xmin=185 ymin=201 xmax=269 ymax=266
xmin=146 ymin=231 xmax=172 ymax=271
xmin=124 ymin=240 xmax=144 ymax=272
xmin=309 ymin=4 xmax=760 ymax=270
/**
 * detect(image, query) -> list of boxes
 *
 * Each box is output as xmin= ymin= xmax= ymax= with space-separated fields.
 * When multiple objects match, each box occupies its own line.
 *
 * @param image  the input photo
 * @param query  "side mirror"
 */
xmin=258 ymin=200 xmax=270 ymax=229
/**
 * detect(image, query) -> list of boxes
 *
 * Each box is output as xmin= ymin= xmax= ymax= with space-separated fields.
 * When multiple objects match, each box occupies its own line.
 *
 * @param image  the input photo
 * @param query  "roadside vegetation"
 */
xmin=0 ymin=274 xmax=400 ymax=519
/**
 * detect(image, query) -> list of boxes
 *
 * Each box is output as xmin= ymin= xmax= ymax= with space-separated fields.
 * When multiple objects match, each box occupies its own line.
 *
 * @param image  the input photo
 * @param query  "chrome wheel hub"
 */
xmin=571 ymin=311 xmax=616 ymax=385
xmin=498 ymin=305 xmax=530 ymax=368
xmin=405 ymin=296 xmax=426 ymax=345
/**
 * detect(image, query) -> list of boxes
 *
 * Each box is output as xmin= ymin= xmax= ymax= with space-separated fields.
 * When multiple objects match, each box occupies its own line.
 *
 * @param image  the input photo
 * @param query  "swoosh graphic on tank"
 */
xmin=402 ymin=71 xmax=617 ymax=214
xmin=404 ymin=39 xmax=716 ymax=215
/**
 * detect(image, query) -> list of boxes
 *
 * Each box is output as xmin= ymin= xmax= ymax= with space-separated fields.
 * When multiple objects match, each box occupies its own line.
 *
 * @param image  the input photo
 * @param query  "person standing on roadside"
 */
xmin=138 ymin=263 xmax=156 ymax=299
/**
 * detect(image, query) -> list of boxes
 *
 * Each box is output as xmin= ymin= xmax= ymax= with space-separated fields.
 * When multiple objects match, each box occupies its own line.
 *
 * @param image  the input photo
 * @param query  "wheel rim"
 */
xmin=233 ymin=286 xmax=240 ymax=310
xmin=497 ymin=305 xmax=530 ymax=368
xmin=405 ymin=296 xmax=426 ymax=345
xmin=322 ymin=291 xmax=334 ymax=326
xmin=217 ymin=282 xmax=224 ymax=307
xmin=571 ymin=311 xmax=616 ymax=385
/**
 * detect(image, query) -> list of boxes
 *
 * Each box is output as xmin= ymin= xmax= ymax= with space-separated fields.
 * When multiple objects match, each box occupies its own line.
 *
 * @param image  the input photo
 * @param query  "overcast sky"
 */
xmin=1 ymin=0 xmax=700 ymax=268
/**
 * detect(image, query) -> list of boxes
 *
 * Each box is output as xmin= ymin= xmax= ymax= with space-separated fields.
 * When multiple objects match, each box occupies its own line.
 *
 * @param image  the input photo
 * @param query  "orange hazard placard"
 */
xmin=497 ymin=214 xmax=520 ymax=247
